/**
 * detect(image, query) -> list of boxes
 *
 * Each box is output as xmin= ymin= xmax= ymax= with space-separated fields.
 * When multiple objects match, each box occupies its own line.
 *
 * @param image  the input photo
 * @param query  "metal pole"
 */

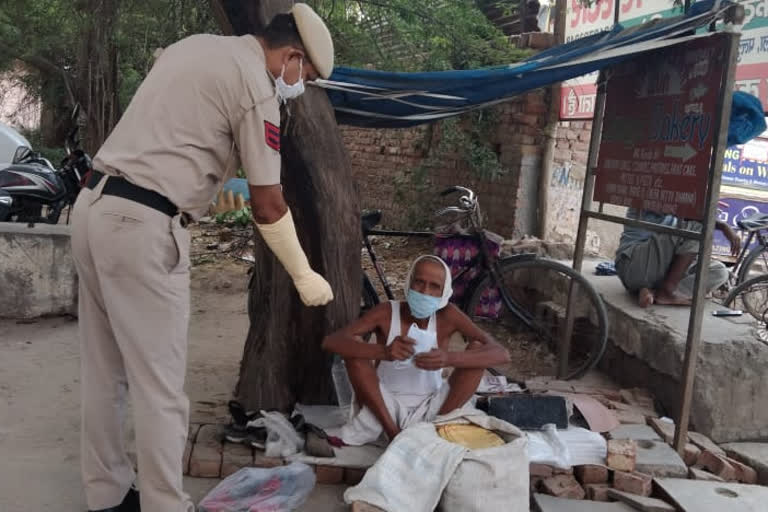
xmin=673 ymin=32 xmax=741 ymax=453
xmin=558 ymin=71 xmax=608 ymax=378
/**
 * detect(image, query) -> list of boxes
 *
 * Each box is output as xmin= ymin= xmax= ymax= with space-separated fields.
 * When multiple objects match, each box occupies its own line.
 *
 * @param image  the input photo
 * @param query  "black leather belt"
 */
xmin=85 ymin=170 xmax=180 ymax=219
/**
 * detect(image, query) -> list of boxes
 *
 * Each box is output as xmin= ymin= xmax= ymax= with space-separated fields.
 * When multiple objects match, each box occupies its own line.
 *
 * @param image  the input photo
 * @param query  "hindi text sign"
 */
xmin=593 ymin=35 xmax=729 ymax=220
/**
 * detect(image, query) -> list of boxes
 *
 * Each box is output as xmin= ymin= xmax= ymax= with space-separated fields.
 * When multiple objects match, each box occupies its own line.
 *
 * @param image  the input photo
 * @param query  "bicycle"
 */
xmin=716 ymin=205 xmax=768 ymax=285
xmin=722 ymin=273 xmax=768 ymax=340
xmin=712 ymin=205 xmax=768 ymax=318
xmin=360 ymin=186 xmax=609 ymax=380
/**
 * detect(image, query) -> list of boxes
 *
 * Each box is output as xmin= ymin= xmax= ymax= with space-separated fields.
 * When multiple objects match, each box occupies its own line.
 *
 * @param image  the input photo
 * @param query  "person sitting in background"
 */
xmin=614 ymin=209 xmax=741 ymax=307
xmin=322 ymin=255 xmax=510 ymax=445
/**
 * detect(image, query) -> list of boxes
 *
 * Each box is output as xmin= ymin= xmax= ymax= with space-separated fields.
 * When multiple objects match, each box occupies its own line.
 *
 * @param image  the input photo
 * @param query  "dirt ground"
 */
xmin=0 ymin=224 xmax=348 ymax=510
xmin=0 ymin=223 xmax=560 ymax=510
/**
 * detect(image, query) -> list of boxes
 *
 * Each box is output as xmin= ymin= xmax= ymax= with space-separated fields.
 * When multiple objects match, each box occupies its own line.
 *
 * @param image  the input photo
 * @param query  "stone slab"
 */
xmin=688 ymin=432 xmax=725 ymax=457
xmin=721 ymin=443 xmax=768 ymax=485
xmin=609 ymin=425 xmax=663 ymax=442
xmin=633 ymin=440 xmax=688 ymax=477
xmin=533 ymin=493 xmax=636 ymax=512
xmin=689 ymin=467 xmax=724 ymax=482
xmin=0 ymin=223 xmax=77 ymax=318
xmin=647 ymin=418 xmax=676 ymax=444
xmin=221 ymin=442 xmax=254 ymax=477
xmin=607 ymin=489 xmax=675 ymax=512
xmin=655 ymin=478 xmax=768 ymax=512
xmin=188 ymin=424 xmax=222 ymax=478
xmin=581 ymin=260 xmax=768 ymax=443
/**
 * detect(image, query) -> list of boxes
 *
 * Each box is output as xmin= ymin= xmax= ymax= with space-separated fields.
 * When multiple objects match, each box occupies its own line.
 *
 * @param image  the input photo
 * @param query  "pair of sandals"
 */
xmin=223 ymin=401 xmax=342 ymax=457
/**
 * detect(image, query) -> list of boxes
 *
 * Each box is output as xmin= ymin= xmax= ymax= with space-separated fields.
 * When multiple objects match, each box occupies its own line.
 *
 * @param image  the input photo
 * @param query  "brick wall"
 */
xmin=342 ymin=90 xmax=550 ymax=238
xmin=545 ymin=119 xmax=626 ymax=257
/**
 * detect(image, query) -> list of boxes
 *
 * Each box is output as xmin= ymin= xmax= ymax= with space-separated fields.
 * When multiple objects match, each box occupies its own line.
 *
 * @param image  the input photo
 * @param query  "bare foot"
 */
xmin=638 ymin=288 xmax=655 ymax=308
xmin=654 ymin=289 xmax=692 ymax=306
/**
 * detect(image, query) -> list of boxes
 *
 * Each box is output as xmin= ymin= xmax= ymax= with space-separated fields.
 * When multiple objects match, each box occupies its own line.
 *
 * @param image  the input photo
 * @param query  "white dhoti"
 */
xmin=329 ymin=382 xmax=475 ymax=446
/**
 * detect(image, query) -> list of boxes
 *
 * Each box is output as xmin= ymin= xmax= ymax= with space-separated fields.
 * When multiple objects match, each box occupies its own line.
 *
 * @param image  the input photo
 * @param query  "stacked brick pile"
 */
xmin=527 ymin=381 xmax=762 ymax=509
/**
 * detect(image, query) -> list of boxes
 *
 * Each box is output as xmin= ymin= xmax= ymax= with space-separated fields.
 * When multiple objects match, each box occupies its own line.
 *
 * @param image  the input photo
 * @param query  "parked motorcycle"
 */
xmin=0 ymin=105 xmax=92 ymax=224
xmin=0 ymin=189 xmax=11 ymax=221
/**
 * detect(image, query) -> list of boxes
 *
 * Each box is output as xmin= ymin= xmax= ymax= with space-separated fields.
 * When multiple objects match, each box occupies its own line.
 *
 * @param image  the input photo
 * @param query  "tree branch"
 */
xmin=0 ymin=40 xmax=77 ymax=106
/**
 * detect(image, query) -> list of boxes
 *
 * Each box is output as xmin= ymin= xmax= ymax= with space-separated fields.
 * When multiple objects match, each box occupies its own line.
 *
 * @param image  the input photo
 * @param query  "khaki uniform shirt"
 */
xmin=93 ymin=34 xmax=281 ymax=219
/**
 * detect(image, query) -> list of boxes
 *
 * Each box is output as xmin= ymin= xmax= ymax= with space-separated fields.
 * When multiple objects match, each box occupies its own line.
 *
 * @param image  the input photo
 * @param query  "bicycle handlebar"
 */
xmin=439 ymin=185 xmax=474 ymax=200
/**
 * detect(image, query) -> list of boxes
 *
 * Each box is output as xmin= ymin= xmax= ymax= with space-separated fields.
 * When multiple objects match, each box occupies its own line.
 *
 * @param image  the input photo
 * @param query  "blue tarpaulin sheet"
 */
xmin=318 ymin=0 xmax=734 ymax=128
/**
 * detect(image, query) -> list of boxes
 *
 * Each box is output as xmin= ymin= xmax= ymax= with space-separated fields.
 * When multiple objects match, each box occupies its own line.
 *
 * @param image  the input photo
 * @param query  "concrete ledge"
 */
xmin=0 ymin=222 xmax=77 ymax=319
xmin=581 ymin=260 xmax=768 ymax=443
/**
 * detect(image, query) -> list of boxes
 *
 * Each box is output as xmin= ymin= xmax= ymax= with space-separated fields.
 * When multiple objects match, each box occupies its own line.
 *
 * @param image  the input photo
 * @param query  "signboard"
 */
xmin=561 ymin=0 xmax=679 ymax=120
xmin=721 ymin=138 xmax=768 ymax=189
xmin=562 ymin=0 xmax=768 ymax=120
xmin=593 ymin=34 xmax=729 ymax=220
xmin=561 ymin=0 xmax=616 ymax=119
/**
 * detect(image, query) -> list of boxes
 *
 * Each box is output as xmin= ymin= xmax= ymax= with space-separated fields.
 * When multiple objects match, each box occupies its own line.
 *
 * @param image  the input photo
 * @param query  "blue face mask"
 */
xmin=407 ymin=289 xmax=441 ymax=319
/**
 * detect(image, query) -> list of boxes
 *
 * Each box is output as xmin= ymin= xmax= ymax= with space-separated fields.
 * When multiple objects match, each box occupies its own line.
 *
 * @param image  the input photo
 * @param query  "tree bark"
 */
xmin=211 ymin=0 xmax=361 ymax=411
xmin=76 ymin=0 xmax=121 ymax=151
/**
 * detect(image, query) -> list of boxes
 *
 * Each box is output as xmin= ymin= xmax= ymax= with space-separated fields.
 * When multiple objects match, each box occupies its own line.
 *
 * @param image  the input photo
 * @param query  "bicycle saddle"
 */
xmin=361 ymin=209 xmax=382 ymax=233
xmin=737 ymin=212 xmax=768 ymax=232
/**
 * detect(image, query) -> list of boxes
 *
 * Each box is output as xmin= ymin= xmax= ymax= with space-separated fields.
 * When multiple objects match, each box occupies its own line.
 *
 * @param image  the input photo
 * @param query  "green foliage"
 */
xmin=215 ymin=206 xmax=253 ymax=227
xmin=0 ymin=0 xmax=219 ymax=145
xmin=307 ymin=0 xmax=531 ymax=71
xmin=395 ymin=107 xmax=504 ymax=228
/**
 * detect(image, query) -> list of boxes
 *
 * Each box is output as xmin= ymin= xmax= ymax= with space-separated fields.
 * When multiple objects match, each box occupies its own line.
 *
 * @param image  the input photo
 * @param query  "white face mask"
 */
xmin=275 ymin=58 xmax=305 ymax=104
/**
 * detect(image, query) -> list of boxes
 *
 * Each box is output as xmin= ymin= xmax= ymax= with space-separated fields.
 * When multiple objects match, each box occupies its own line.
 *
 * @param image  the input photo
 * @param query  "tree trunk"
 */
xmin=211 ymin=0 xmax=361 ymax=411
xmin=76 ymin=0 xmax=121 ymax=151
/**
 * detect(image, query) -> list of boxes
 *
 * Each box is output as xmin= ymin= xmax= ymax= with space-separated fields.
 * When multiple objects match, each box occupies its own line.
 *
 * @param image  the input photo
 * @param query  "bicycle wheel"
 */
xmin=725 ymin=273 xmax=768 ymax=321
xmin=465 ymin=257 xmax=608 ymax=380
xmin=737 ymin=244 xmax=768 ymax=284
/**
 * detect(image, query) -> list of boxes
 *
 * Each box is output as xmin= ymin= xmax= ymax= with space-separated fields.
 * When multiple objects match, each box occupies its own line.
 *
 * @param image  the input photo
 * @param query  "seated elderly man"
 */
xmin=322 ymin=255 xmax=510 ymax=445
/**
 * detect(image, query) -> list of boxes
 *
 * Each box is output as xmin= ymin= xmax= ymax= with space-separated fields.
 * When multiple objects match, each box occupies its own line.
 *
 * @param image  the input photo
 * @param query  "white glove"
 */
xmin=293 ymin=270 xmax=334 ymax=306
xmin=256 ymin=210 xmax=334 ymax=307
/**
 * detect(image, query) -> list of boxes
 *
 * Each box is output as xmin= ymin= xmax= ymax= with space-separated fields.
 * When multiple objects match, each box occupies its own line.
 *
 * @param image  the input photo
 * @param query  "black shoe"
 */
xmin=89 ymin=487 xmax=140 ymax=512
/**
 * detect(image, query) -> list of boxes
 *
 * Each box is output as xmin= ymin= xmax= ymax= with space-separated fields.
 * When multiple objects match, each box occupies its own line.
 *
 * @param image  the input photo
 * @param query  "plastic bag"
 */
xmin=525 ymin=423 xmax=571 ymax=469
xmin=261 ymin=410 xmax=304 ymax=458
xmin=198 ymin=462 xmax=316 ymax=512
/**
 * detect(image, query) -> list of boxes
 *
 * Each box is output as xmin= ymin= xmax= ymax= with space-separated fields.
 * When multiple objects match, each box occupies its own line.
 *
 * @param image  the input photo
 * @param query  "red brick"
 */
xmin=221 ymin=442 xmax=254 ymax=478
xmin=315 ymin=465 xmax=344 ymax=484
xmin=541 ymin=474 xmax=585 ymax=499
xmin=252 ymin=451 xmax=283 ymax=468
xmin=188 ymin=424 xmax=222 ymax=478
xmin=683 ymin=443 xmax=701 ymax=466
xmin=345 ymin=468 xmax=367 ymax=485
xmin=647 ymin=417 xmax=677 ymax=444
xmin=689 ymin=467 xmax=725 ymax=482
xmin=726 ymin=457 xmax=758 ymax=484
xmin=585 ymin=483 xmax=612 ymax=502
xmin=607 ymin=440 xmax=637 ymax=472
xmin=530 ymin=463 xmax=555 ymax=477
xmin=613 ymin=471 xmax=652 ymax=496
xmin=572 ymin=150 xmax=589 ymax=164
xmin=575 ymin=464 xmax=610 ymax=484
xmin=688 ymin=432 xmax=725 ymax=457
xmin=699 ymin=450 xmax=736 ymax=481
xmin=183 ymin=424 xmax=201 ymax=476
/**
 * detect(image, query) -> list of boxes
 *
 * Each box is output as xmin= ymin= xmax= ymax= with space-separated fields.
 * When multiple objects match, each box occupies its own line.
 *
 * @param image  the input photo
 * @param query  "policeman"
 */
xmin=70 ymin=5 xmax=334 ymax=511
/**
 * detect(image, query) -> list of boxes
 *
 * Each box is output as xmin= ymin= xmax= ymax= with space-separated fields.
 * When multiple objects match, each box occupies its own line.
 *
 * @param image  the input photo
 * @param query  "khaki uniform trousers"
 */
xmin=71 ymin=180 xmax=195 ymax=512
